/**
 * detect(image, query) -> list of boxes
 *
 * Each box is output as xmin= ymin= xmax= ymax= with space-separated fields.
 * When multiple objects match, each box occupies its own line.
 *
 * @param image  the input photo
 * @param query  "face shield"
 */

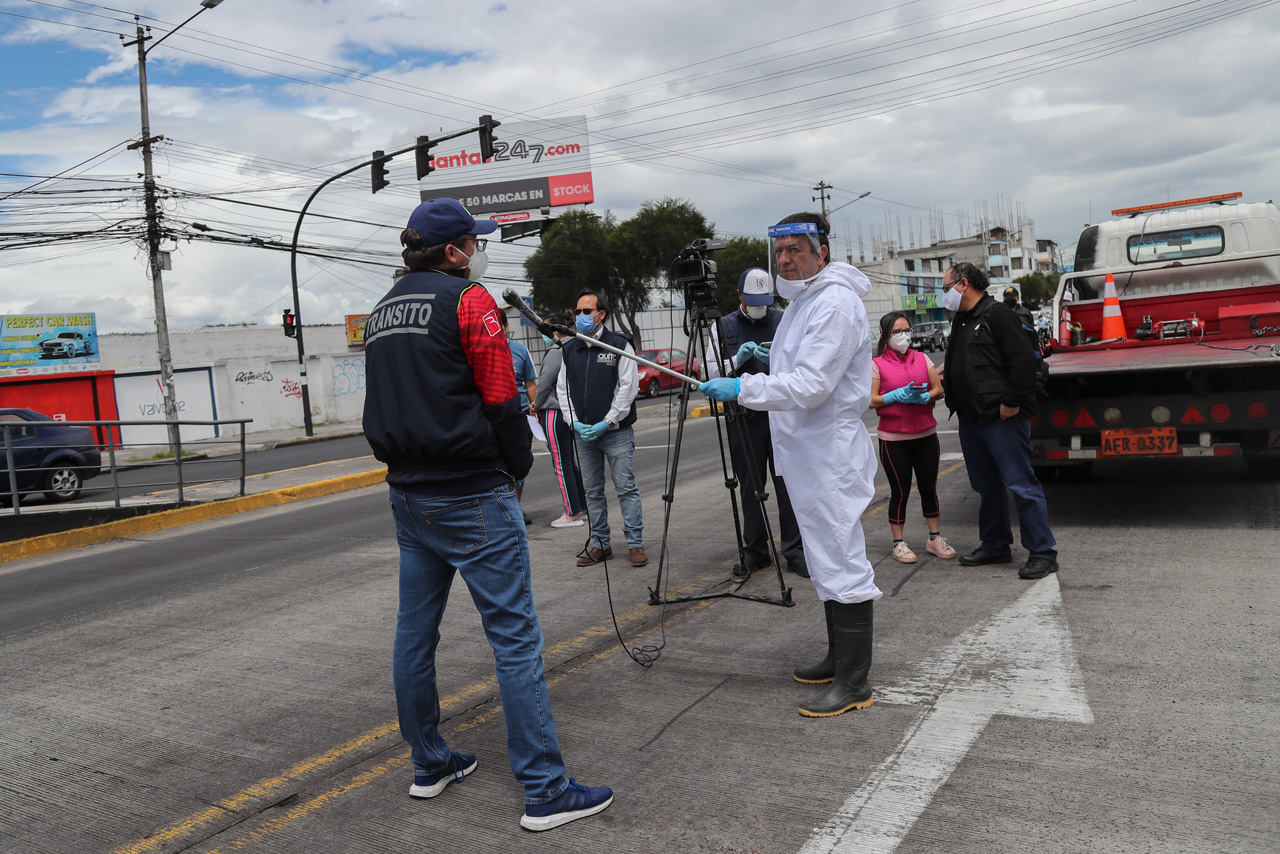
xmin=768 ymin=222 xmax=826 ymax=299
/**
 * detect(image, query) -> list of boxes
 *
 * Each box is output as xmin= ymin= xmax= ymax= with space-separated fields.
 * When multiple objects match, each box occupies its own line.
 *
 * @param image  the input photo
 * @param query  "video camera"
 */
xmin=673 ymin=238 xmax=726 ymax=313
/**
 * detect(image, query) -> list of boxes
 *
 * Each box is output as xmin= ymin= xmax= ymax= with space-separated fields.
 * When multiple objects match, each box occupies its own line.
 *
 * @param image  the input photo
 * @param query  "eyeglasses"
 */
xmin=471 ymin=238 xmax=488 ymax=251
xmin=574 ymin=307 xmax=600 ymax=315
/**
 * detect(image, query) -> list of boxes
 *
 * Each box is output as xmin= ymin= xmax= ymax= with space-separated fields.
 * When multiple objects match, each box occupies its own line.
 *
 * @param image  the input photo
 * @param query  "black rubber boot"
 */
xmin=797 ymin=600 xmax=873 ymax=717
xmin=792 ymin=600 xmax=835 ymax=684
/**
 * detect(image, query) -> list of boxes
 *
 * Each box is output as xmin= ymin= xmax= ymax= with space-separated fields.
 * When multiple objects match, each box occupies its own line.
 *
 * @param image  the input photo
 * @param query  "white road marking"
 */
xmin=800 ymin=575 xmax=1093 ymax=854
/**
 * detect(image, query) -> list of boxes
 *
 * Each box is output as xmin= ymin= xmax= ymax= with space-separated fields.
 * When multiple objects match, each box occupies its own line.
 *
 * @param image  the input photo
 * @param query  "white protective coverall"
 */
xmin=737 ymin=262 xmax=881 ymax=604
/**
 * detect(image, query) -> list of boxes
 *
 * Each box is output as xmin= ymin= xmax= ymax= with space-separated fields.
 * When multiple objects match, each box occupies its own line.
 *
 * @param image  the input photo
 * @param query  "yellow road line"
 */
xmin=198 ymin=603 xmax=715 ymax=854
xmin=111 ymin=573 xmax=723 ymax=854
xmin=0 ymin=470 xmax=388 ymax=565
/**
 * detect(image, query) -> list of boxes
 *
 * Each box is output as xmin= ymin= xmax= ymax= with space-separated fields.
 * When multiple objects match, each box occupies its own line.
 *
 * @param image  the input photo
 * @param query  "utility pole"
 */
xmin=122 ymin=1 xmax=224 ymax=455
xmin=812 ymin=180 xmax=833 ymax=219
xmin=124 ymin=19 xmax=179 ymax=453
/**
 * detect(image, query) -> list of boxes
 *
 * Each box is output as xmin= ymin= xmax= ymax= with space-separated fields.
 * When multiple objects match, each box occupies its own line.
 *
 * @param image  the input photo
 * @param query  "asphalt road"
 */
xmin=2 ymin=410 xmax=1277 ymax=853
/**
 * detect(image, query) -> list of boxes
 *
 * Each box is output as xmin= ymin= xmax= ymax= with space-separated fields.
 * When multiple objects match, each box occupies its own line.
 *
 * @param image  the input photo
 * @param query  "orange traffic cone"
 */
xmin=1100 ymin=273 xmax=1127 ymax=341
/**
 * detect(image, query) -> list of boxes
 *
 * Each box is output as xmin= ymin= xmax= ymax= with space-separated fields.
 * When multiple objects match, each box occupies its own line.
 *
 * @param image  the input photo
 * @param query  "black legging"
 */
xmin=878 ymin=434 xmax=941 ymax=525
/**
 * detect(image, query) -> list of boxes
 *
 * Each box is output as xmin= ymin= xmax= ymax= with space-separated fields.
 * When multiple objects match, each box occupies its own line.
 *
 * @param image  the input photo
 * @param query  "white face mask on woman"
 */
xmin=888 ymin=331 xmax=911 ymax=353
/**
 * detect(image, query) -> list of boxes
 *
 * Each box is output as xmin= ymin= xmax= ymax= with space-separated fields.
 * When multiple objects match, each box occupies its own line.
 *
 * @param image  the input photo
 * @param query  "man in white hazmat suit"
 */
xmin=698 ymin=211 xmax=880 ymax=718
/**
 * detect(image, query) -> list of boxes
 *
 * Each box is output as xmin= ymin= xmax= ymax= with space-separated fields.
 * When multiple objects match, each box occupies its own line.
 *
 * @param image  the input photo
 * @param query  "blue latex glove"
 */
xmin=700 ymin=378 xmax=741 ymax=402
xmin=576 ymin=419 xmax=609 ymax=441
xmin=908 ymin=386 xmax=933 ymax=405
xmin=571 ymin=420 xmax=591 ymax=440
xmin=881 ymin=386 xmax=913 ymax=405
xmin=736 ymin=341 xmax=770 ymax=366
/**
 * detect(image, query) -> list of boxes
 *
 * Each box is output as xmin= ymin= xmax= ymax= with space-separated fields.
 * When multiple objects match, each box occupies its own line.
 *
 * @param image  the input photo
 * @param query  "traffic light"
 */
xmin=282 ymin=309 xmax=297 ymax=338
xmin=414 ymin=136 xmax=434 ymax=180
xmin=371 ymin=150 xmax=390 ymax=194
xmin=478 ymin=115 xmax=501 ymax=162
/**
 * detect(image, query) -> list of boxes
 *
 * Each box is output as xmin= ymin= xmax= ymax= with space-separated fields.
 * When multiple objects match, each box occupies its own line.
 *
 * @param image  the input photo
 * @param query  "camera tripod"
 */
xmin=647 ymin=303 xmax=794 ymax=609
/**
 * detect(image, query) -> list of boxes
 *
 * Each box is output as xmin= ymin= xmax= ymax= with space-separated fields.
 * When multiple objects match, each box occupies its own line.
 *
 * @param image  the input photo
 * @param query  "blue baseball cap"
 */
xmin=407 ymin=198 xmax=499 ymax=245
xmin=738 ymin=268 xmax=774 ymax=305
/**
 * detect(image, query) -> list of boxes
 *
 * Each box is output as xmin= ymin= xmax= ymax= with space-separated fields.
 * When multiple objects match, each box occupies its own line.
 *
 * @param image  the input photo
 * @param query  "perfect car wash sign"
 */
xmin=419 ymin=116 xmax=594 ymax=218
xmin=0 ymin=313 xmax=100 ymax=376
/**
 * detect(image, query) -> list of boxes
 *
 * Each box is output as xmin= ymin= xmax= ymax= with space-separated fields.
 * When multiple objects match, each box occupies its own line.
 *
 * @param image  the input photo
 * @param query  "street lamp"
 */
xmin=122 ymin=0 xmax=225 ymax=455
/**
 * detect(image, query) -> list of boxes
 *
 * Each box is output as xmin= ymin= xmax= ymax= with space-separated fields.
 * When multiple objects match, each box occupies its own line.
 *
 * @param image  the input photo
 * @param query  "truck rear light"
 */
xmin=1210 ymin=403 xmax=1231 ymax=422
xmin=1247 ymin=401 xmax=1269 ymax=421
xmin=1102 ymin=406 xmax=1123 ymax=426
xmin=1051 ymin=409 xmax=1069 ymax=427
xmin=1072 ymin=408 xmax=1097 ymax=428
xmin=1150 ymin=404 xmax=1172 ymax=424
xmin=1180 ymin=404 xmax=1206 ymax=425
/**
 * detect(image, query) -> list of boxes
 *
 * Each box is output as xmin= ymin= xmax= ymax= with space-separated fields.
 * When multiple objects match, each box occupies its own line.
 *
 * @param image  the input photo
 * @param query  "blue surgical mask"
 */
xmin=575 ymin=312 xmax=598 ymax=334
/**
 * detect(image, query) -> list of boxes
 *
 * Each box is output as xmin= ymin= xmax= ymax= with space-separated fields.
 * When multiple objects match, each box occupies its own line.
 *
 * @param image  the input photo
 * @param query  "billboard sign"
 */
xmin=903 ymin=294 xmax=938 ymax=311
xmin=1 ymin=312 xmax=100 ymax=377
xmin=419 ymin=116 xmax=593 ymax=217
xmin=345 ymin=314 xmax=369 ymax=348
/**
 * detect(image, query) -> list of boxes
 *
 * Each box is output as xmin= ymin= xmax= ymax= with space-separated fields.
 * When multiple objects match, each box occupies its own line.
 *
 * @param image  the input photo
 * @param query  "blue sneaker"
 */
xmin=409 ymin=752 xmax=477 ymax=799
xmin=520 ymin=777 xmax=614 ymax=831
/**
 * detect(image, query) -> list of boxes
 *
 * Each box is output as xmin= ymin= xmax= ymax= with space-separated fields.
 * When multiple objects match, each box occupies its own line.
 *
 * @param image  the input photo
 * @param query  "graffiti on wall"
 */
xmin=281 ymin=379 xmax=303 ymax=399
xmin=235 ymin=369 xmax=273 ymax=384
xmin=333 ymin=358 xmax=366 ymax=397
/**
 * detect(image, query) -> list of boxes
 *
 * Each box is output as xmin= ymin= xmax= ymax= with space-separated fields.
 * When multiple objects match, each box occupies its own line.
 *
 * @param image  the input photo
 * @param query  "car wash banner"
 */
xmin=419 ymin=116 xmax=594 ymax=218
xmin=0 ymin=312 xmax=100 ymax=377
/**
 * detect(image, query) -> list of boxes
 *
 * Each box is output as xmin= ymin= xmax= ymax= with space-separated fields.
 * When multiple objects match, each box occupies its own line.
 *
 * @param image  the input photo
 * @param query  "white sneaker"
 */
xmin=551 ymin=512 xmax=585 ymax=528
xmin=926 ymin=536 xmax=956 ymax=559
xmin=892 ymin=541 xmax=918 ymax=564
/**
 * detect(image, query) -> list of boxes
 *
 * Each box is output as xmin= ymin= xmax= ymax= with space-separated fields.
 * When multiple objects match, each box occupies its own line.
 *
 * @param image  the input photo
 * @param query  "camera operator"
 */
xmin=706 ymin=267 xmax=807 ymax=578
xmin=699 ymin=212 xmax=880 ymax=719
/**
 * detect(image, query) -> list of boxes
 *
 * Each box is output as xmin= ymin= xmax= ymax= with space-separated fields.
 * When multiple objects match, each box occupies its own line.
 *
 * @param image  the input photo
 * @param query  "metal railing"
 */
xmin=2 ymin=418 xmax=253 ymax=518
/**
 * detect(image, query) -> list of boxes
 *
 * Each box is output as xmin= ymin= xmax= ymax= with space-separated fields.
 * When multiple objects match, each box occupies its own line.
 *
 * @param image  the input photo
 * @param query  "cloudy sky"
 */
xmin=2 ymin=0 xmax=1278 ymax=332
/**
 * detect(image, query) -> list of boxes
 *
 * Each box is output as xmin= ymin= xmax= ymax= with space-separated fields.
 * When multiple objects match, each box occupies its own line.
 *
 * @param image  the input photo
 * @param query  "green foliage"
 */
xmin=1014 ymin=271 xmax=1059 ymax=308
xmin=524 ymin=197 xmax=714 ymax=341
xmin=713 ymin=236 xmax=771 ymax=315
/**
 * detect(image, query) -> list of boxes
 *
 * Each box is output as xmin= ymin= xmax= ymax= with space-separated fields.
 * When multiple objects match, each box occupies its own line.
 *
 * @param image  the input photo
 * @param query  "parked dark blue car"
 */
xmin=0 ymin=408 xmax=103 ymax=503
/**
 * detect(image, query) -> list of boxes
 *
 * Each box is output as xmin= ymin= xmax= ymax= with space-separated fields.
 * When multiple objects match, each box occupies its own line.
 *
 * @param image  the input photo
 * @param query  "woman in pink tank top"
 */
xmin=870 ymin=312 xmax=955 ymax=564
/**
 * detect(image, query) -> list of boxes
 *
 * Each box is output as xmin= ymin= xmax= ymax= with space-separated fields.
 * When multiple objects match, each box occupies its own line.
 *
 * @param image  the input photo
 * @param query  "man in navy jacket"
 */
xmin=363 ymin=198 xmax=612 ymax=831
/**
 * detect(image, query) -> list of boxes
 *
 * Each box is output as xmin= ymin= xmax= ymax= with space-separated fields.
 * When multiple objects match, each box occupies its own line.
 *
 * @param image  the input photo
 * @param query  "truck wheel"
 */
xmin=44 ymin=466 xmax=83 ymax=501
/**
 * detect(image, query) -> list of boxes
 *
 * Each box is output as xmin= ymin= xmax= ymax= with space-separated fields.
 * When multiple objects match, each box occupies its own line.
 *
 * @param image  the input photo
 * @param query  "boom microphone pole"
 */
xmin=502 ymin=290 xmax=700 ymax=386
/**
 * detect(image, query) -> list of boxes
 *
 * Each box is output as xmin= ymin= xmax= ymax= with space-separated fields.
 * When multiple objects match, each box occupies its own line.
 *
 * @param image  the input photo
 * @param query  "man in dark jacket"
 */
xmin=706 ymin=268 xmax=807 ymax=577
xmin=363 ymin=197 xmax=612 ymax=831
xmin=941 ymin=262 xmax=1058 ymax=580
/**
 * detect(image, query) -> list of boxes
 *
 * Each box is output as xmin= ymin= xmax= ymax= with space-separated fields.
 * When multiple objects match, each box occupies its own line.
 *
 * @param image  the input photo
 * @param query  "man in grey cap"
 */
xmin=706 ymin=268 xmax=807 ymax=578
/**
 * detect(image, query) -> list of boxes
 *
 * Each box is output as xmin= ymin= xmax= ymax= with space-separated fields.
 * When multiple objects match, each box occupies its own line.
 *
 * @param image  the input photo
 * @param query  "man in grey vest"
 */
xmin=556 ymin=288 xmax=647 ymax=567
xmin=707 ymin=268 xmax=807 ymax=578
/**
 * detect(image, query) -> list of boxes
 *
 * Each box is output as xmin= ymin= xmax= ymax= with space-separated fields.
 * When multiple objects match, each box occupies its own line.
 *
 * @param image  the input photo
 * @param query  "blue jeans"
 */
xmin=573 ymin=426 xmax=644 ymax=550
xmin=957 ymin=415 xmax=1058 ymax=561
xmin=387 ymin=484 xmax=568 ymax=805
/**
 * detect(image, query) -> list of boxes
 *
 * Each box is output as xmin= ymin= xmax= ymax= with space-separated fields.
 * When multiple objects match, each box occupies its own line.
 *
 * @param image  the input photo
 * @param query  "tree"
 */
xmin=1014 ymin=271 xmax=1059 ymax=309
xmin=523 ymin=197 xmax=714 ymax=342
xmin=524 ymin=209 xmax=618 ymax=321
xmin=712 ymin=236 xmax=770 ymax=316
xmin=608 ymin=197 xmax=714 ymax=339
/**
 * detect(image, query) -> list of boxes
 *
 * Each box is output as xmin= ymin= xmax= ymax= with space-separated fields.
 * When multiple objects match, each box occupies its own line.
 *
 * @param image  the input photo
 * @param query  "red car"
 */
xmin=637 ymin=348 xmax=701 ymax=398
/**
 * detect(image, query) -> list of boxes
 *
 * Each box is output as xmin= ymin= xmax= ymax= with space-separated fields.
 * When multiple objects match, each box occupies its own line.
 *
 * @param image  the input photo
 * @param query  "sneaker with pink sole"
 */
xmin=891 ymin=541 xmax=917 ymax=563
xmin=926 ymin=536 xmax=957 ymax=559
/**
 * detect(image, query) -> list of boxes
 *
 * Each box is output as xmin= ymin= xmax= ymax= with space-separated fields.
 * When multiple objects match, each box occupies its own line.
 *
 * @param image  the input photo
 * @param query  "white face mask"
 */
xmin=775 ymin=272 xmax=819 ymax=300
xmin=744 ymin=304 xmax=769 ymax=320
xmin=889 ymin=331 xmax=911 ymax=353
xmin=940 ymin=284 xmax=963 ymax=312
xmin=453 ymin=244 xmax=489 ymax=280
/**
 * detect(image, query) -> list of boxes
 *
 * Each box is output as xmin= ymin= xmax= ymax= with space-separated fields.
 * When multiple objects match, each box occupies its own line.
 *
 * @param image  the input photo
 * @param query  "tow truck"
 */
xmin=1032 ymin=192 xmax=1280 ymax=479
